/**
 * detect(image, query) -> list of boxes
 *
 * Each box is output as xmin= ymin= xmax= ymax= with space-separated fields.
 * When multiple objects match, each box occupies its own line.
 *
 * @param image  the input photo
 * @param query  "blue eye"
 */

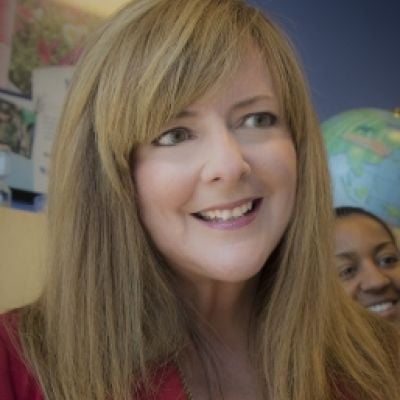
xmin=241 ymin=112 xmax=277 ymax=129
xmin=153 ymin=128 xmax=192 ymax=146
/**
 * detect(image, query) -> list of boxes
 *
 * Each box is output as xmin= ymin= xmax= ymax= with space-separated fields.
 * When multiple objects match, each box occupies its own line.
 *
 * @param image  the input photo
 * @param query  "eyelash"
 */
xmin=239 ymin=112 xmax=278 ymax=129
xmin=152 ymin=127 xmax=193 ymax=146
xmin=377 ymin=253 xmax=400 ymax=268
xmin=152 ymin=111 xmax=278 ymax=147
xmin=338 ymin=264 xmax=358 ymax=280
xmin=337 ymin=253 xmax=400 ymax=281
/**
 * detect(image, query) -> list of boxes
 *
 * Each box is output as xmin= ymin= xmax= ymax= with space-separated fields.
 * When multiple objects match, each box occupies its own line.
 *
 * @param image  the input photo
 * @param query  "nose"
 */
xmin=200 ymin=127 xmax=251 ymax=184
xmin=359 ymin=261 xmax=391 ymax=292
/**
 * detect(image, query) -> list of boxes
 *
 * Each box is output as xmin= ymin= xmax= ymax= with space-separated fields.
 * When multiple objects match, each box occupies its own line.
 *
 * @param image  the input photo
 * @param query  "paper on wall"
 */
xmin=0 ymin=65 xmax=74 ymax=193
xmin=31 ymin=65 xmax=74 ymax=193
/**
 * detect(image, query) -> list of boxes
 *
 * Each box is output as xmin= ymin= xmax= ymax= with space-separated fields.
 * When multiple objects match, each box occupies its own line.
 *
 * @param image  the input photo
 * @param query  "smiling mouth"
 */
xmin=366 ymin=300 xmax=398 ymax=314
xmin=193 ymin=198 xmax=262 ymax=222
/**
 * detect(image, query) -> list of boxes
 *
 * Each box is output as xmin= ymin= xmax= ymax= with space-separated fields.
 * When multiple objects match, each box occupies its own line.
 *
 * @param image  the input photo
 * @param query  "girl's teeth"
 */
xmin=233 ymin=207 xmax=242 ymax=217
xmin=222 ymin=210 xmax=230 ymax=220
xmin=367 ymin=302 xmax=394 ymax=313
xmin=199 ymin=201 xmax=253 ymax=221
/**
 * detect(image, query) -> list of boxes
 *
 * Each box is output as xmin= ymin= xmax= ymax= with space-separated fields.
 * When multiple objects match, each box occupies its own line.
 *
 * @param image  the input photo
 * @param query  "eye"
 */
xmin=338 ymin=264 xmax=358 ymax=281
xmin=152 ymin=128 xmax=192 ymax=146
xmin=376 ymin=253 xmax=400 ymax=268
xmin=241 ymin=112 xmax=277 ymax=129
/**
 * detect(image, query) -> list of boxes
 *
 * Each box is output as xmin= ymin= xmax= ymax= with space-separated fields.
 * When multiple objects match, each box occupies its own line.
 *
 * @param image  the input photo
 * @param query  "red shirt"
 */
xmin=0 ymin=314 xmax=354 ymax=400
xmin=0 ymin=314 xmax=187 ymax=400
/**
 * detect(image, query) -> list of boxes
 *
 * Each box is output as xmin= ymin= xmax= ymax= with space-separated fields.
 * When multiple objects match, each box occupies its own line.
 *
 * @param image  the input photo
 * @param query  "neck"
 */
xmin=180 ymin=274 xmax=259 ymax=349
xmin=176 ymin=275 xmax=263 ymax=400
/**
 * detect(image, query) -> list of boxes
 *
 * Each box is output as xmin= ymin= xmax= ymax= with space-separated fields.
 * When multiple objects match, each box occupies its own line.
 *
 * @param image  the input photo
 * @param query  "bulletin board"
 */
xmin=0 ymin=0 xmax=104 ymax=194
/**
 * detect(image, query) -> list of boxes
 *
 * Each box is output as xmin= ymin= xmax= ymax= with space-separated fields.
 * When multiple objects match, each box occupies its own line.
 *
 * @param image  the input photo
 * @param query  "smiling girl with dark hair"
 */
xmin=335 ymin=206 xmax=400 ymax=323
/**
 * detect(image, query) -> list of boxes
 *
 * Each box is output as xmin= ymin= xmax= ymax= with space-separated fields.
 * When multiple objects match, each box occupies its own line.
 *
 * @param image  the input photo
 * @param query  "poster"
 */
xmin=1 ymin=0 xmax=100 ymax=96
xmin=0 ymin=0 xmax=100 ymax=194
xmin=0 ymin=90 xmax=36 ymax=191
xmin=0 ymin=91 xmax=35 ymax=159
xmin=0 ymin=65 xmax=74 ymax=193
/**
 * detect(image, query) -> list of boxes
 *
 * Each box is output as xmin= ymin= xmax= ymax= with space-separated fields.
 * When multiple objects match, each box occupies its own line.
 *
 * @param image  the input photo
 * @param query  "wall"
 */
xmin=251 ymin=0 xmax=400 ymax=121
xmin=0 ymin=208 xmax=46 ymax=312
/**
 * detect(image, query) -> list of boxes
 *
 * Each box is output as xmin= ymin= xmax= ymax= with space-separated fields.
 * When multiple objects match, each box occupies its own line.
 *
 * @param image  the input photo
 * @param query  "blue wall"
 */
xmin=250 ymin=0 xmax=400 ymax=121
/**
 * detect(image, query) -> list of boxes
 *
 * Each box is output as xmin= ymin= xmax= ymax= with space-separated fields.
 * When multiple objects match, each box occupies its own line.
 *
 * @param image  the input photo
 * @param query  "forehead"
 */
xmin=186 ymin=48 xmax=277 ymax=112
xmin=227 ymin=49 xmax=275 ymax=93
xmin=334 ymin=214 xmax=393 ymax=254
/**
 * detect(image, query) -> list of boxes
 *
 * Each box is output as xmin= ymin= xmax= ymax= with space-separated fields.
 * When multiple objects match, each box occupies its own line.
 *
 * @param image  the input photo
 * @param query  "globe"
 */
xmin=322 ymin=108 xmax=400 ymax=228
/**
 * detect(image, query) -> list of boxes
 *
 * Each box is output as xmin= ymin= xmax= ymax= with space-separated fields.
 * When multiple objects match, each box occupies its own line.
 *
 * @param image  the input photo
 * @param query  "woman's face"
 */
xmin=334 ymin=214 xmax=400 ymax=322
xmin=134 ymin=50 xmax=297 ymax=285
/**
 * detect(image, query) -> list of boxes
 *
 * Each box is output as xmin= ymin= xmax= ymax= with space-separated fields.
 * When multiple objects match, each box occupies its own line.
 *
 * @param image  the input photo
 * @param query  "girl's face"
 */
xmin=134 ymin=50 xmax=297 ymax=286
xmin=335 ymin=214 xmax=400 ymax=322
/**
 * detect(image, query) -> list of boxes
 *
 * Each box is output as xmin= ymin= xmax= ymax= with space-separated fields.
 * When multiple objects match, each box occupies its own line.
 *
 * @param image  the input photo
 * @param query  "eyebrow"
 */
xmin=174 ymin=95 xmax=274 ymax=119
xmin=334 ymin=241 xmax=395 ymax=259
xmin=373 ymin=241 xmax=396 ymax=253
xmin=231 ymin=95 xmax=275 ymax=111
xmin=175 ymin=109 xmax=197 ymax=119
xmin=334 ymin=252 xmax=356 ymax=260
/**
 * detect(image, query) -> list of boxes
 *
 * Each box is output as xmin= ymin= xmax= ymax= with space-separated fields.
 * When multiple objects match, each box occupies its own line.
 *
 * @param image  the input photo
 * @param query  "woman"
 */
xmin=1 ymin=1 xmax=399 ymax=399
xmin=334 ymin=206 xmax=400 ymax=323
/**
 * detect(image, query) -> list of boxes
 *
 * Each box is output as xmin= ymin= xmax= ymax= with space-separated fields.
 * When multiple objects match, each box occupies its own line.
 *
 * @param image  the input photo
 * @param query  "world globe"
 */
xmin=322 ymin=108 xmax=400 ymax=228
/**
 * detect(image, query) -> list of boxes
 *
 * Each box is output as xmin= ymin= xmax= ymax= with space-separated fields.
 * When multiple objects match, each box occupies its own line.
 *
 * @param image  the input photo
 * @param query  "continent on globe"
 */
xmin=322 ymin=108 xmax=400 ymax=228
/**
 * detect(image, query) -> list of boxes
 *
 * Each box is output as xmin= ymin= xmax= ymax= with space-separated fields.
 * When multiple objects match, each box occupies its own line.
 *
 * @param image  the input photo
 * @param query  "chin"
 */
xmin=203 ymin=255 xmax=267 ymax=283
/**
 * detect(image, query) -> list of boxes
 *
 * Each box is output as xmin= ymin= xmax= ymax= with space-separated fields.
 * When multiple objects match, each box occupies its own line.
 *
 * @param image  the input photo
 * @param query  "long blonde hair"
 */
xmin=18 ymin=0 xmax=400 ymax=399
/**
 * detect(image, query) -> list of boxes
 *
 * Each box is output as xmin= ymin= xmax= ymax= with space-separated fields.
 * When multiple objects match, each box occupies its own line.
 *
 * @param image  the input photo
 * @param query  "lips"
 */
xmin=193 ymin=198 xmax=262 ymax=222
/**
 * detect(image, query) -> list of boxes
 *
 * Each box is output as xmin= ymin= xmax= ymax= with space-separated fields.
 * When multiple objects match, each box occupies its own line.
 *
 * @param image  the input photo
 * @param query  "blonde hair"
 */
xmin=18 ymin=0 xmax=400 ymax=399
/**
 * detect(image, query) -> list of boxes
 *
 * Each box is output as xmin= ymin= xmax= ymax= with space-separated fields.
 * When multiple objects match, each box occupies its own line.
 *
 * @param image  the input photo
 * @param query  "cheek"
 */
xmin=134 ymin=157 xmax=196 ymax=219
xmin=386 ymin=268 xmax=400 ymax=290
xmin=255 ymin=141 xmax=297 ymax=190
xmin=342 ymin=280 xmax=359 ymax=299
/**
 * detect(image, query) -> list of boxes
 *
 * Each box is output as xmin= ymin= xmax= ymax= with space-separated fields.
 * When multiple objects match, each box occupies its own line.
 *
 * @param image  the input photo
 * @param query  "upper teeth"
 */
xmin=367 ymin=302 xmax=394 ymax=313
xmin=198 ymin=201 xmax=253 ymax=221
